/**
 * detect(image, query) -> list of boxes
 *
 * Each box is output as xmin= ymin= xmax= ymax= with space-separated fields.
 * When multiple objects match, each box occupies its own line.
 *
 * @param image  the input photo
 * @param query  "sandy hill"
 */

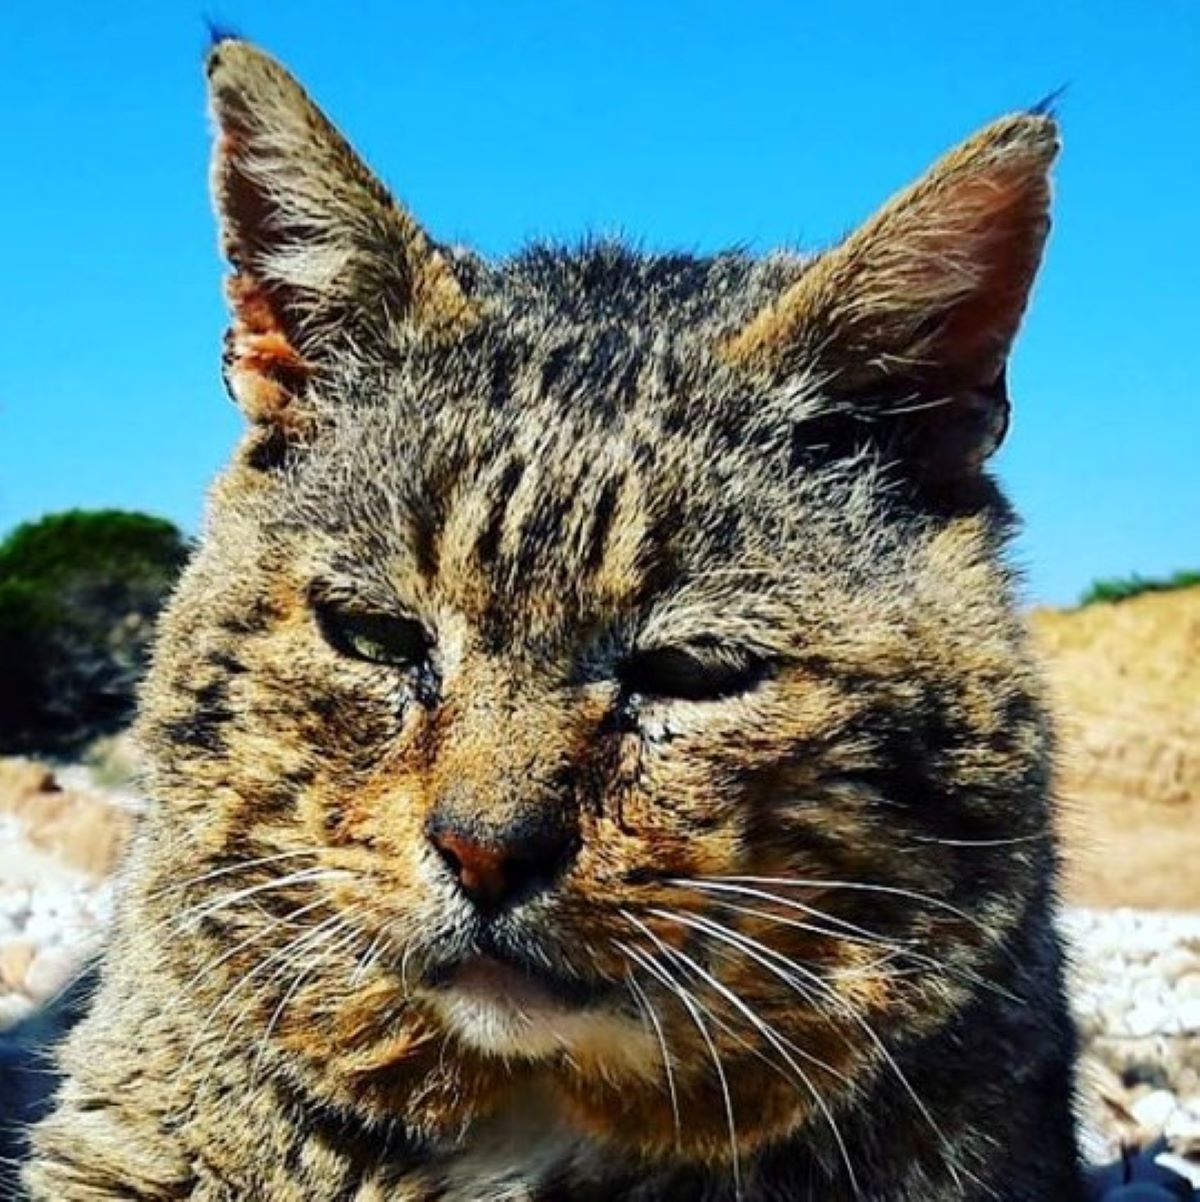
xmin=1031 ymin=585 xmax=1200 ymax=909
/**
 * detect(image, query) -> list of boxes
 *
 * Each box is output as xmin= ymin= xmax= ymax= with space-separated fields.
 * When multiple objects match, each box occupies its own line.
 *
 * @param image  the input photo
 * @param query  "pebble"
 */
xmin=0 ymin=887 xmax=31 ymax=923
xmin=0 ymin=939 xmax=35 ymax=992
xmin=1062 ymin=907 xmax=1200 ymax=1164
xmin=23 ymin=944 xmax=79 ymax=1001
xmin=1178 ymin=999 xmax=1200 ymax=1033
xmin=0 ymin=992 xmax=34 ymax=1026
xmin=1132 ymin=1089 xmax=1179 ymax=1131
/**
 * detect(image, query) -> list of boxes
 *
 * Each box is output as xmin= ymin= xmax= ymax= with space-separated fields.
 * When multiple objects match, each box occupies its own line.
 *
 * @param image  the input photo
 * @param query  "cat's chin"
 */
xmin=423 ymin=956 xmax=657 ymax=1071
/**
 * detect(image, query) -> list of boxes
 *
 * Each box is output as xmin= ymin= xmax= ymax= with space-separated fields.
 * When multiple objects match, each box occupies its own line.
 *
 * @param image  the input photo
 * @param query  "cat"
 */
xmin=26 ymin=37 xmax=1084 ymax=1201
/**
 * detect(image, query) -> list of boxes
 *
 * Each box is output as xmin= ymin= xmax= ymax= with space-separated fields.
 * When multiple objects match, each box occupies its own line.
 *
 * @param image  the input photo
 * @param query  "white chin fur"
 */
xmin=430 ymin=990 xmax=658 ymax=1073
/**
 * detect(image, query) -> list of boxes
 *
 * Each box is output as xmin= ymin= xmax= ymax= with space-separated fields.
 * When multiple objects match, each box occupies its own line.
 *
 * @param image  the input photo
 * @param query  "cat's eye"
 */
xmin=618 ymin=644 xmax=767 ymax=702
xmin=316 ymin=604 xmax=431 ymax=670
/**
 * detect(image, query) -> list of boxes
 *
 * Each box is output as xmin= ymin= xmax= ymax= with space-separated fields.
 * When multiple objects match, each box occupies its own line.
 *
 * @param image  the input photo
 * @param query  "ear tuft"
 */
xmin=1028 ymin=85 xmax=1069 ymax=118
xmin=202 ymin=20 xmax=243 ymax=58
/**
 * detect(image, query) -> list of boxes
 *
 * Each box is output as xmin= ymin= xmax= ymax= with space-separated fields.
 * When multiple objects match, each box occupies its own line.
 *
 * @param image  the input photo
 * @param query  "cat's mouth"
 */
xmin=417 ymin=942 xmax=651 ymax=1064
xmin=423 ymin=946 xmax=608 ymax=1012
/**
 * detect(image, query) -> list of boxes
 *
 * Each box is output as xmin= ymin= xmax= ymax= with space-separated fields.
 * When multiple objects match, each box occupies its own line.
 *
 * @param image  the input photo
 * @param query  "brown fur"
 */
xmin=27 ymin=39 xmax=1082 ymax=1201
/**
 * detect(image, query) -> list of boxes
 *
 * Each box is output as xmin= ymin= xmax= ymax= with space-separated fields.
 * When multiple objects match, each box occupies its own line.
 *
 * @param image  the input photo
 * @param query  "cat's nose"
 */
xmin=425 ymin=811 xmax=574 ymax=913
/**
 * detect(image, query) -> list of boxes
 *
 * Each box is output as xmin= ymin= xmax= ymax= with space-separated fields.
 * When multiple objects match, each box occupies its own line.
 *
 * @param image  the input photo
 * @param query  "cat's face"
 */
xmin=138 ymin=39 xmax=1058 ymax=1162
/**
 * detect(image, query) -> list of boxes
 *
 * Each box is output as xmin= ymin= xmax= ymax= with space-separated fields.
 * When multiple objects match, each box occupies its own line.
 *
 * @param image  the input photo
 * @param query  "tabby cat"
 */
xmin=27 ymin=38 xmax=1083 ymax=1201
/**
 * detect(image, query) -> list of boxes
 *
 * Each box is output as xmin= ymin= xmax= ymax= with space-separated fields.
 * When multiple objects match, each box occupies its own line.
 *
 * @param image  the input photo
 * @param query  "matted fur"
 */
xmin=27 ymin=39 xmax=1083 ymax=1202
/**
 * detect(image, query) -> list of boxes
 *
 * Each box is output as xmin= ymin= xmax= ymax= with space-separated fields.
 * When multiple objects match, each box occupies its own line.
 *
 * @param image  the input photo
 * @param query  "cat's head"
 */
xmin=139 ymin=38 xmax=1058 ymax=1164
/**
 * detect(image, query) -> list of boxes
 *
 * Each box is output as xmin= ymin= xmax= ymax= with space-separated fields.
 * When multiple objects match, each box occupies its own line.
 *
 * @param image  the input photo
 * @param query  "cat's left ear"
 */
xmin=205 ymin=38 xmax=478 ymax=440
xmin=723 ymin=113 xmax=1058 ymax=482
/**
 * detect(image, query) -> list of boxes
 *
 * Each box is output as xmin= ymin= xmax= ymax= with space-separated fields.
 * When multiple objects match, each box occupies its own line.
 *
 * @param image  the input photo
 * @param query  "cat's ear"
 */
xmin=723 ymin=113 xmax=1058 ymax=483
xmin=205 ymin=39 xmax=478 ymax=438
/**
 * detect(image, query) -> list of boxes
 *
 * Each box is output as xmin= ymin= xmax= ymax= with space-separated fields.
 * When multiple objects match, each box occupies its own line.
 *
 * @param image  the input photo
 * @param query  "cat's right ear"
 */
xmin=722 ymin=113 xmax=1058 ymax=489
xmin=205 ymin=38 xmax=478 ymax=446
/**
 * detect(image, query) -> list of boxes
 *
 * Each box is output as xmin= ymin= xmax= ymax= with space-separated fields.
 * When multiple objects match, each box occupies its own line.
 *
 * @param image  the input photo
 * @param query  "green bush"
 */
xmin=0 ymin=510 xmax=189 ymax=754
xmin=1079 ymin=569 xmax=1200 ymax=607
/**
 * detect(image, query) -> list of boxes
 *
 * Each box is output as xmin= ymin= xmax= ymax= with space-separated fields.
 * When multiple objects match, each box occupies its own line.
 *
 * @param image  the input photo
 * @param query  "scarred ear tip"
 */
xmin=1017 ymin=111 xmax=1061 ymax=161
xmin=203 ymin=24 xmax=244 ymax=77
xmin=204 ymin=34 xmax=283 ymax=93
xmin=982 ymin=110 xmax=1062 ymax=170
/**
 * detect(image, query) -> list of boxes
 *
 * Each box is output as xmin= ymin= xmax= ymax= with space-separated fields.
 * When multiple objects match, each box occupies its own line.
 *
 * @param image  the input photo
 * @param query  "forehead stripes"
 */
xmin=474 ymin=458 xmax=527 ymax=568
xmin=423 ymin=443 xmax=653 ymax=628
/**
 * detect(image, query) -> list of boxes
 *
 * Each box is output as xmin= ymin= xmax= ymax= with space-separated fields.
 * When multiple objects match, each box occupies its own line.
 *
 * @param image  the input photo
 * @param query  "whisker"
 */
xmin=674 ymin=905 xmax=986 ymax=1195
xmin=698 ymin=874 xmax=999 ymax=945
xmin=625 ymin=970 xmax=682 ymax=1149
xmin=178 ymin=894 xmax=331 ymax=1001
xmin=909 ymin=832 xmax=1050 ymax=848
xmin=670 ymin=878 xmax=908 ymax=947
xmin=617 ymin=938 xmax=743 ymax=1200
xmin=698 ymin=898 xmax=917 ymax=981
xmin=796 ymin=967 xmax=985 ymax=1195
xmin=643 ymin=909 xmax=853 ymax=1087
xmin=169 ymin=900 xmax=340 ymax=1110
xmin=349 ymin=930 xmax=388 ymax=988
xmin=150 ymin=849 xmax=319 ymax=899
xmin=398 ymin=939 xmax=419 ymax=997
xmin=621 ymin=942 xmax=763 ymax=1067
xmin=682 ymin=876 xmax=1022 ymax=1001
xmin=714 ymin=894 xmax=1001 ymax=992
xmin=190 ymin=909 xmax=365 ymax=1115
xmin=252 ymin=918 xmax=366 ymax=1086
xmin=639 ymin=909 xmax=860 ymax=1193
xmin=173 ymin=867 xmax=347 ymax=933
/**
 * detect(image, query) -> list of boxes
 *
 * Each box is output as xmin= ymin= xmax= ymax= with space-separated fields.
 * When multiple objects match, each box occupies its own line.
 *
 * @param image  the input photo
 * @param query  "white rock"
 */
xmin=21 ymin=914 xmax=65 ymax=947
xmin=1165 ymin=1105 xmax=1200 ymax=1141
xmin=1130 ymin=1088 xmax=1178 ymax=1132
xmin=1174 ymin=972 xmax=1200 ymax=1003
xmin=1175 ymin=998 xmax=1200 ymax=1034
xmin=1124 ymin=1003 xmax=1169 ymax=1038
xmin=1132 ymin=977 xmax=1163 ymax=1006
xmin=0 ymin=887 xmax=31 ymax=922
xmin=0 ymin=991 xmax=34 ymax=1027
xmin=23 ymin=945 xmax=79 ymax=1001
xmin=1157 ymin=950 xmax=1199 ymax=983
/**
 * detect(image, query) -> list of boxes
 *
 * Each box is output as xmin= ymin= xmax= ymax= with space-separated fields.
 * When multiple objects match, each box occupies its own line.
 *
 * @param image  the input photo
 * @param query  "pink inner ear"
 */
xmin=224 ymin=274 xmax=312 ymax=429
xmin=906 ymin=165 xmax=1050 ymax=387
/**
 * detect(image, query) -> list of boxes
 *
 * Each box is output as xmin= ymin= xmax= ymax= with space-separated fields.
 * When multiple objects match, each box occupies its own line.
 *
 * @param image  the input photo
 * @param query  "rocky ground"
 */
xmin=1067 ymin=908 xmax=1200 ymax=1170
xmin=0 ymin=756 xmax=133 ymax=1028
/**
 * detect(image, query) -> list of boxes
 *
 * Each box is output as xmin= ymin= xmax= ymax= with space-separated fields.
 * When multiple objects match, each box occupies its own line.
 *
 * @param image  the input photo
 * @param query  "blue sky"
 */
xmin=1 ymin=1 xmax=1196 ymax=605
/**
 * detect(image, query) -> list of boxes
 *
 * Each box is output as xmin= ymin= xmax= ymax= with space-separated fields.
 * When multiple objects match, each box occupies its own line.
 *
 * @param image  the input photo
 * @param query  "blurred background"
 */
xmin=0 ymin=0 xmax=1196 ymax=1174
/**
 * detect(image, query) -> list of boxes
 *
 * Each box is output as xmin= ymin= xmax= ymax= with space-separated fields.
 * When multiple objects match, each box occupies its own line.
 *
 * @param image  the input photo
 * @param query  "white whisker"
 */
xmin=640 ymin=909 xmax=860 ymax=1194
xmin=153 ymin=849 xmax=319 ymax=898
xmin=174 ymin=867 xmax=347 ymax=932
xmin=699 ymin=874 xmax=998 ymax=944
xmin=670 ymin=903 xmax=985 ymax=1195
xmin=626 ymin=970 xmax=682 ymax=1149
xmin=618 ymin=937 xmax=743 ymax=1201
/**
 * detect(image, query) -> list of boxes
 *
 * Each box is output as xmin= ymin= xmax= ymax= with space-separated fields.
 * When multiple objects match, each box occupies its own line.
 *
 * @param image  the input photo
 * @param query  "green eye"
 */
xmin=316 ymin=604 xmax=431 ymax=669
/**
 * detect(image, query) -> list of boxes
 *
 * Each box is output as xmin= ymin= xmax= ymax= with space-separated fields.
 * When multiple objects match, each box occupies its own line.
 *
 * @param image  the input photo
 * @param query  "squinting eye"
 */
xmin=618 ymin=644 xmax=767 ymax=702
xmin=316 ymin=604 xmax=431 ymax=669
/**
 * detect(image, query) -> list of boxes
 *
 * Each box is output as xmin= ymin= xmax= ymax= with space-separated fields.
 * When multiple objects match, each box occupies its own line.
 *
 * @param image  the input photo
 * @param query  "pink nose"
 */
xmin=427 ymin=830 xmax=513 ymax=908
xmin=425 ymin=813 xmax=573 ymax=913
